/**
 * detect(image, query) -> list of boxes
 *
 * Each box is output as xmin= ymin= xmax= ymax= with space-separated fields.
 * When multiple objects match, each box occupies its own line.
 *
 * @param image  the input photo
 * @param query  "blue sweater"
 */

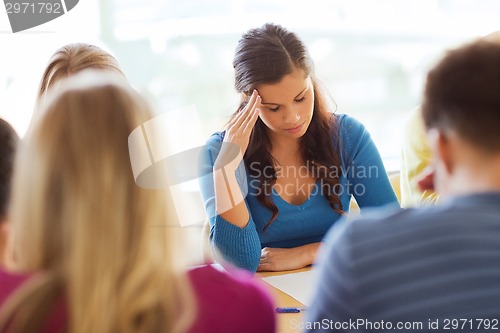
xmin=199 ymin=114 xmax=398 ymax=271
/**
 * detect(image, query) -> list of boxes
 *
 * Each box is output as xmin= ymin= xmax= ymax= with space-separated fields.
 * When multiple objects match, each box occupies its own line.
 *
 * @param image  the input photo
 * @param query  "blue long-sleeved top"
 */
xmin=198 ymin=114 xmax=398 ymax=272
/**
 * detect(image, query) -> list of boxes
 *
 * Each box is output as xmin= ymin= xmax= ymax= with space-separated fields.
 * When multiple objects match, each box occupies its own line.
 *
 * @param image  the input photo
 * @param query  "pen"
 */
xmin=275 ymin=307 xmax=307 ymax=313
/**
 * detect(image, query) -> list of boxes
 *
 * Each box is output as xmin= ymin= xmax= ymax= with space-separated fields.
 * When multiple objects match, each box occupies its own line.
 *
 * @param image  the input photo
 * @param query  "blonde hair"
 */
xmin=1 ymin=72 xmax=194 ymax=333
xmin=37 ymin=43 xmax=124 ymax=104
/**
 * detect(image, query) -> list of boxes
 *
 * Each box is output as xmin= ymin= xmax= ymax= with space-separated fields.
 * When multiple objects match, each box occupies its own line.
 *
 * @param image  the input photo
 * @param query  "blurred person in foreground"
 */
xmin=0 ymin=72 xmax=275 ymax=333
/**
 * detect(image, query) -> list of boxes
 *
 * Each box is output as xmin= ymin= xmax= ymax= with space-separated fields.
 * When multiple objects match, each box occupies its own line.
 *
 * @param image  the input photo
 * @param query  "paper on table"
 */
xmin=261 ymin=269 xmax=317 ymax=306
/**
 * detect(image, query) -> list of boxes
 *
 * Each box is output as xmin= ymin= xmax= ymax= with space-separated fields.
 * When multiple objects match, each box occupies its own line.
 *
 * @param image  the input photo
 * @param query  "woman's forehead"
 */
xmin=257 ymin=69 xmax=311 ymax=104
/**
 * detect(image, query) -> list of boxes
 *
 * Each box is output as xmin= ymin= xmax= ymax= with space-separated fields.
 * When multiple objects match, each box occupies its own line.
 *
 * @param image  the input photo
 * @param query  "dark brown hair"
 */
xmin=422 ymin=40 xmax=500 ymax=152
xmin=232 ymin=23 xmax=343 ymax=230
xmin=0 ymin=118 xmax=19 ymax=219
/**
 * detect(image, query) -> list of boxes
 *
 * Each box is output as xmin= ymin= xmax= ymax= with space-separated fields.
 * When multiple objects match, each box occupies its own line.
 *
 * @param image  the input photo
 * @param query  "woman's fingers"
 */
xmin=245 ymin=106 xmax=260 ymax=134
xmin=258 ymin=249 xmax=270 ymax=271
xmin=228 ymin=90 xmax=259 ymax=130
xmin=221 ymin=90 xmax=260 ymax=160
xmin=227 ymin=91 xmax=256 ymax=128
xmin=257 ymin=262 xmax=270 ymax=272
xmin=241 ymin=97 xmax=260 ymax=133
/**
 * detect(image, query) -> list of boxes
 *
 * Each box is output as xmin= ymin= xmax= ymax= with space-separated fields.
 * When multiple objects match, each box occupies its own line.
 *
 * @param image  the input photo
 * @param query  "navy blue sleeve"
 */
xmin=198 ymin=133 xmax=261 ymax=272
xmin=338 ymin=115 xmax=399 ymax=209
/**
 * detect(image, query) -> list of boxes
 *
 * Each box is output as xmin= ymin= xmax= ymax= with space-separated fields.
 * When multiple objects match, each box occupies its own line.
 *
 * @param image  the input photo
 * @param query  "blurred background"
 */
xmin=2 ymin=0 xmax=500 ymax=262
xmin=2 ymin=0 xmax=500 ymax=170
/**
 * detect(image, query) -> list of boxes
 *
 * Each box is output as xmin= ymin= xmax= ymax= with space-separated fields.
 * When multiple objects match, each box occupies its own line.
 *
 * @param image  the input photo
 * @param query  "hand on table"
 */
xmin=257 ymin=243 xmax=320 ymax=272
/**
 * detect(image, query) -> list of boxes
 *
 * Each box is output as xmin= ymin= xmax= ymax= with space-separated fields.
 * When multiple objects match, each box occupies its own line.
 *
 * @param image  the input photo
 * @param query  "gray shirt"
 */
xmin=306 ymin=192 xmax=500 ymax=332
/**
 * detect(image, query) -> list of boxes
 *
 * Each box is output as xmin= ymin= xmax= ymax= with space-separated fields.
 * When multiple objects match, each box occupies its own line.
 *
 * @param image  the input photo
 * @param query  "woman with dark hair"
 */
xmin=199 ymin=23 xmax=398 ymax=272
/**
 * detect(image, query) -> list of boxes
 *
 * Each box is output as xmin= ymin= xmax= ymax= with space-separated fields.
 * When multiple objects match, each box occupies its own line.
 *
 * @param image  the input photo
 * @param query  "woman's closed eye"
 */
xmin=266 ymin=97 xmax=306 ymax=112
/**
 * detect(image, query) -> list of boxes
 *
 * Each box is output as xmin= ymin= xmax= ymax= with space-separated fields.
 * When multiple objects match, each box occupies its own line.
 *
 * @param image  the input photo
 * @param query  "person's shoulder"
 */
xmin=353 ymin=204 xmax=442 ymax=226
xmin=339 ymin=204 xmax=460 ymax=243
xmin=187 ymin=264 xmax=275 ymax=333
xmin=333 ymin=113 xmax=372 ymax=159
xmin=321 ymin=207 xmax=424 ymax=259
xmin=0 ymin=270 xmax=67 ymax=333
xmin=188 ymin=264 xmax=269 ymax=299
xmin=0 ymin=269 xmax=32 ymax=288
xmin=335 ymin=113 xmax=364 ymax=129
xmin=350 ymin=207 xmax=416 ymax=227
xmin=335 ymin=113 xmax=365 ymax=132
xmin=0 ymin=269 xmax=32 ymax=306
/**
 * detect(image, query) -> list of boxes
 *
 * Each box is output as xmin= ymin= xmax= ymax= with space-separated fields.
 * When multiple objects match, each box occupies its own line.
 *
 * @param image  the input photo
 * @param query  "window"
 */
xmin=2 ymin=0 xmax=500 ymax=172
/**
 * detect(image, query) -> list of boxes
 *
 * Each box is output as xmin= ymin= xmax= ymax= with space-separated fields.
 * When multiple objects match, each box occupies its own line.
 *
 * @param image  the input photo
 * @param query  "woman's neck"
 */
xmin=270 ymin=137 xmax=301 ymax=165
